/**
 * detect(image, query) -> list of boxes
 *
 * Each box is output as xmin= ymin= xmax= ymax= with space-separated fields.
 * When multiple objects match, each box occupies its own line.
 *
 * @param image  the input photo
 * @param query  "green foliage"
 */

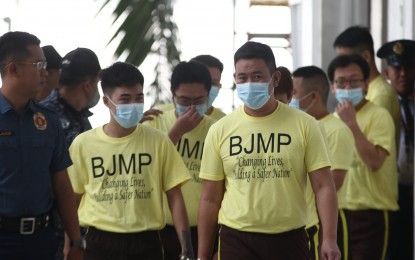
xmin=100 ymin=0 xmax=181 ymax=105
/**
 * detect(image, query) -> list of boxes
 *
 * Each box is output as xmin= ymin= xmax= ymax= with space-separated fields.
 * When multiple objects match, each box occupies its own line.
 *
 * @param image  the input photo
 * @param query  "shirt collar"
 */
xmin=0 ymin=91 xmax=13 ymax=114
xmin=0 ymin=91 xmax=38 ymax=114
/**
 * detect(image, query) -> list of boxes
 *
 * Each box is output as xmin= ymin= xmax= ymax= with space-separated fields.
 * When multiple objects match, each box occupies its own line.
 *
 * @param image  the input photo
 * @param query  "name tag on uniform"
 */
xmin=0 ymin=131 xmax=13 ymax=136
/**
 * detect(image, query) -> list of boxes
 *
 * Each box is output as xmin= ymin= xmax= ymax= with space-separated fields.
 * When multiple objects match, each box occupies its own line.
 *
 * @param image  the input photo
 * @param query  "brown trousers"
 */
xmin=218 ymin=225 xmax=310 ymax=260
xmin=84 ymin=227 xmax=163 ymax=260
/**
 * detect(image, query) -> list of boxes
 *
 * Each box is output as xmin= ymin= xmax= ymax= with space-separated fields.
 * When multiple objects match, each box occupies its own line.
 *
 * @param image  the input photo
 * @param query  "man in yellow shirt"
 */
xmin=291 ymin=66 xmax=354 ymax=260
xmin=144 ymin=61 xmax=217 ymax=259
xmin=67 ymin=62 xmax=194 ymax=260
xmin=197 ymin=41 xmax=340 ymax=260
xmin=327 ymin=54 xmax=399 ymax=260
xmin=153 ymin=55 xmax=226 ymax=121
xmin=333 ymin=26 xmax=400 ymax=146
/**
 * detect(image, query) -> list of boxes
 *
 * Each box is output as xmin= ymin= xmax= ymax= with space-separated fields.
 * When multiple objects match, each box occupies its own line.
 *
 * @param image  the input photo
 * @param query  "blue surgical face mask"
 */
xmin=289 ymin=92 xmax=314 ymax=112
xmin=208 ymin=86 xmax=220 ymax=107
xmin=335 ymin=88 xmax=364 ymax=106
xmin=288 ymin=98 xmax=300 ymax=110
xmin=107 ymin=97 xmax=144 ymax=128
xmin=236 ymin=80 xmax=272 ymax=110
xmin=175 ymin=103 xmax=208 ymax=117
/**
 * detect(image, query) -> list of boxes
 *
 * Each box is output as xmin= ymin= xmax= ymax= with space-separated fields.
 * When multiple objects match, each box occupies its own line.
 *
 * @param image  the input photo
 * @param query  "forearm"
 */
xmin=197 ymin=199 xmax=220 ymax=259
xmin=315 ymin=185 xmax=338 ymax=242
xmin=166 ymin=186 xmax=194 ymax=257
xmin=168 ymin=127 xmax=182 ymax=145
xmin=331 ymin=169 xmax=347 ymax=191
xmin=197 ymin=180 xmax=224 ymax=259
xmin=52 ymin=171 xmax=81 ymax=241
xmin=349 ymin=124 xmax=386 ymax=171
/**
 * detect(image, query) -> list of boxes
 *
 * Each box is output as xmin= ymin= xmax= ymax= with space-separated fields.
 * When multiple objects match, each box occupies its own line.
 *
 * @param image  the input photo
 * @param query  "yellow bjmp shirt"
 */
xmin=68 ymin=124 xmax=190 ymax=233
xmin=337 ymin=102 xmax=399 ymax=211
xmin=208 ymin=107 xmax=226 ymax=121
xmin=306 ymin=114 xmax=354 ymax=228
xmin=200 ymin=103 xmax=331 ymax=234
xmin=367 ymin=75 xmax=401 ymax=146
xmin=144 ymin=110 xmax=217 ymax=226
xmin=153 ymin=103 xmax=174 ymax=112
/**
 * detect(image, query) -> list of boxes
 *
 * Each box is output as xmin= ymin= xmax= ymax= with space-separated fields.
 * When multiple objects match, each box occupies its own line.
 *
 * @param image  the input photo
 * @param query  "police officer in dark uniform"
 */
xmin=40 ymin=47 xmax=101 ymax=259
xmin=41 ymin=47 xmax=101 ymax=146
xmin=35 ymin=45 xmax=62 ymax=101
xmin=0 ymin=31 xmax=84 ymax=259
xmin=377 ymin=39 xmax=415 ymax=260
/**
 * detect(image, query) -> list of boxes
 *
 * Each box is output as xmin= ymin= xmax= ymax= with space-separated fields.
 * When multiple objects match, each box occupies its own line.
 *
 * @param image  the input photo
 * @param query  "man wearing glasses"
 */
xmin=333 ymin=26 xmax=401 ymax=149
xmin=328 ymin=54 xmax=398 ymax=260
xmin=144 ymin=61 xmax=217 ymax=260
xmin=0 ymin=31 xmax=83 ymax=259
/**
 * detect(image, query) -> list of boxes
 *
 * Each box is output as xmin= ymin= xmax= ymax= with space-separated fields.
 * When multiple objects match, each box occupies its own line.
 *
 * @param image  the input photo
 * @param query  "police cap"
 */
xmin=377 ymin=39 xmax=415 ymax=67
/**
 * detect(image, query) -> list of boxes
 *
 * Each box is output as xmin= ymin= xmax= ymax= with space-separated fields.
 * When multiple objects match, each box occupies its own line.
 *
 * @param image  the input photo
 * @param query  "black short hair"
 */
xmin=234 ymin=41 xmax=277 ymax=74
xmin=170 ymin=61 xmax=212 ymax=95
xmin=274 ymin=66 xmax=293 ymax=97
xmin=327 ymin=54 xmax=370 ymax=82
xmin=99 ymin=62 xmax=144 ymax=95
xmin=333 ymin=26 xmax=375 ymax=57
xmin=293 ymin=66 xmax=330 ymax=105
xmin=0 ymin=31 xmax=40 ymax=76
xmin=190 ymin=55 xmax=224 ymax=72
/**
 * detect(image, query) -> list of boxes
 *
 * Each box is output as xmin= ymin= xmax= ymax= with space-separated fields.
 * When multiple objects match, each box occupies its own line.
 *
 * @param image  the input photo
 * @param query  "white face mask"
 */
xmin=208 ymin=86 xmax=220 ymax=107
xmin=175 ymin=103 xmax=208 ymax=117
xmin=335 ymin=88 xmax=364 ymax=106
xmin=107 ymin=96 xmax=144 ymax=128
xmin=236 ymin=79 xmax=273 ymax=110
xmin=289 ymin=92 xmax=314 ymax=112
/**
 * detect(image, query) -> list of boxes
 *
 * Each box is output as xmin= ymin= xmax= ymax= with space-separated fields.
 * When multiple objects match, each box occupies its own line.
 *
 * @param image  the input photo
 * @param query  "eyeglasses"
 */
xmin=173 ymin=95 xmax=208 ymax=106
xmin=9 ymin=61 xmax=48 ymax=70
xmin=334 ymin=79 xmax=364 ymax=88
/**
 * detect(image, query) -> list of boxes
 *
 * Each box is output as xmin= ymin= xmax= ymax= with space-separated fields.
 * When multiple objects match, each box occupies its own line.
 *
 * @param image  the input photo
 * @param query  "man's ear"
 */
xmin=384 ymin=68 xmax=391 ymax=80
xmin=6 ymin=63 xmax=19 ymax=77
xmin=330 ymin=83 xmax=336 ymax=94
xmin=273 ymin=70 xmax=281 ymax=88
xmin=361 ymin=50 xmax=372 ymax=64
xmin=82 ymin=78 xmax=96 ymax=94
xmin=102 ymin=94 xmax=110 ymax=108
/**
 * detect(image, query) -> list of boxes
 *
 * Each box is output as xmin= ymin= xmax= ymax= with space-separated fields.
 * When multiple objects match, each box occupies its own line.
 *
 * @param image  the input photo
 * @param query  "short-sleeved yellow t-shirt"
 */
xmin=68 ymin=124 xmax=190 ymax=233
xmin=306 ymin=114 xmax=354 ymax=228
xmin=367 ymin=75 xmax=401 ymax=146
xmin=337 ymin=102 xmax=399 ymax=211
xmin=208 ymin=107 xmax=226 ymax=121
xmin=144 ymin=110 xmax=216 ymax=226
xmin=200 ymin=103 xmax=331 ymax=234
xmin=153 ymin=103 xmax=174 ymax=112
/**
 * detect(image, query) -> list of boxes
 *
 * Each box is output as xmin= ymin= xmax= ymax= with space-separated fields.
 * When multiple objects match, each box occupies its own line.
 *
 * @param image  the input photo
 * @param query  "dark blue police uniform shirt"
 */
xmin=0 ymin=92 xmax=72 ymax=217
xmin=41 ymin=88 xmax=92 ymax=146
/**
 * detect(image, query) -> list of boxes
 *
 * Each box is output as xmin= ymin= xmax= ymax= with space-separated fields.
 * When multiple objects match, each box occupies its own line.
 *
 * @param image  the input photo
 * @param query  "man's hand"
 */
xmin=175 ymin=106 xmax=202 ymax=133
xmin=335 ymin=100 xmax=357 ymax=127
xmin=139 ymin=108 xmax=163 ymax=123
xmin=168 ymin=106 xmax=202 ymax=144
xmin=320 ymin=239 xmax=341 ymax=260
xmin=65 ymin=247 xmax=84 ymax=260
